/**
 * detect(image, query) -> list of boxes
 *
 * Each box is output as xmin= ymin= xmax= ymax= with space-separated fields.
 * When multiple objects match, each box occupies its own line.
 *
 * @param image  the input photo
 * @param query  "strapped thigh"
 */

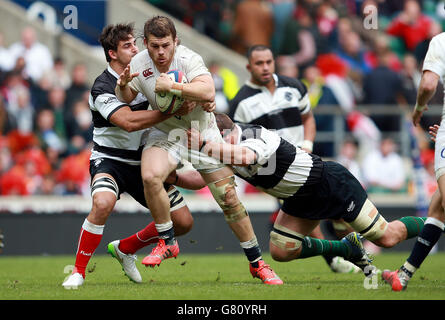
xmin=270 ymin=223 xmax=305 ymax=251
xmin=91 ymin=176 xmax=119 ymax=198
xmin=167 ymin=186 xmax=186 ymax=212
xmin=348 ymin=199 xmax=388 ymax=241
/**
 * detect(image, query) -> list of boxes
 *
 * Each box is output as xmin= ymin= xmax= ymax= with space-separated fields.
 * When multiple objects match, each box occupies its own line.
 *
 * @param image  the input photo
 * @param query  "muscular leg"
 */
xmin=269 ymin=210 xmax=356 ymax=263
xmin=118 ymin=193 xmax=194 ymax=254
xmin=72 ymin=173 xmax=117 ymax=278
xmin=348 ymin=198 xmax=428 ymax=248
xmin=269 ymin=210 xmax=319 ymax=261
xmin=200 ymin=166 xmax=263 ymax=267
xmin=401 ymin=189 xmax=445 ymax=272
xmin=141 ymin=147 xmax=179 ymax=243
xmin=200 ymin=166 xmax=255 ymax=242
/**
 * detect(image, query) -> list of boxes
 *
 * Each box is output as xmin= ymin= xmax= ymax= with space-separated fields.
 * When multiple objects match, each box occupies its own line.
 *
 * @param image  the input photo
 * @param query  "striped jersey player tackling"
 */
xmin=229 ymin=44 xmax=358 ymax=273
xmin=62 ymin=23 xmax=194 ymax=288
xmin=181 ymin=113 xmax=431 ymax=279
xmin=115 ymin=16 xmax=281 ymax=284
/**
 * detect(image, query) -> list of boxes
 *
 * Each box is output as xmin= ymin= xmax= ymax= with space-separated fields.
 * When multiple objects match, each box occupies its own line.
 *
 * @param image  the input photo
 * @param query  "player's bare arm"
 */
xmin=165 ymin=169 xmax=206 ymax=190
xmin=115 ymin=64 xmax=139 ymax=103
xmin=301 ymin=111 xmax=316 ymax=152
xmin=109 ymin=107 xmax=171 ymax=132
xmin=108 ymin=98 xmax=197 ymax=132
xmin=155 ymin=73 xmax=215 ymax=103
xmin=412 ymin=70 xmax=439 ymax=126
xmin=176 ymin=100 xmax=198 ymax=116
xmin=187 ymin=128 xmax=256 ymax=166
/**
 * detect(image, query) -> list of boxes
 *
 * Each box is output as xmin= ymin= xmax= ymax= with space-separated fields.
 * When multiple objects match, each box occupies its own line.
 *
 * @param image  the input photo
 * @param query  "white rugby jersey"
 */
xmin=422 ymin=32 xmax=445 ymax=118
xmin=89 ymin=65 xmax=149 ymax=165
xmin=229 ymin=74 xmax=311 ymax=147
xmin=232 ymin=123 xmax=323 ymax=198
xmin=128 ymin=45 xmax=213 ymax=134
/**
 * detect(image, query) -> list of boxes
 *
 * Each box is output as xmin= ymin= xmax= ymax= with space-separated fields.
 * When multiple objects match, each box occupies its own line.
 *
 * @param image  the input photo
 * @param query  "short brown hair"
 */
xmin=99 ymin=23 xmax=135 ymax=62
xmin=143 ymin=15 xmax=177 ymax=40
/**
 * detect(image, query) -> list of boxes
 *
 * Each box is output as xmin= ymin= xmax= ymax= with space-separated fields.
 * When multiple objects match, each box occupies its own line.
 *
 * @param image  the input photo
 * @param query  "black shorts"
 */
xmin=89 ymin=158 xmax=174 ymax=210
xmin=281 ymin=161 xmax=367 ymax=221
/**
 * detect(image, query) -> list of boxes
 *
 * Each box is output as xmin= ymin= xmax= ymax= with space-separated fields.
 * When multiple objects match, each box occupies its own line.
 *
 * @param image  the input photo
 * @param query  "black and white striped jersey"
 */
xmin=89 ymin=65 xmax=149 ymax=165
xmin=233 ymin=123 xmax=322 ymax=199
xmin=229 ymin=74 xmax=310 ymax=147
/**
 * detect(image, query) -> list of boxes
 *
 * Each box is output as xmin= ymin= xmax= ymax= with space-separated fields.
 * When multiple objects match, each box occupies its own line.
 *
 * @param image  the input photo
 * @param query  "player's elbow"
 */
xmin=200 ymin=83 xmax=215 ymax=102
xmin=123 ymin=124 xmax=138 ymax=133
xmin=201 ymin=90 xmax=215 ymax=103
xmin=421 ymin=72 xmax=439 ymax=94
xmin=421 ymin=80 xmax=437 ymax=94
xmin=119 ymin=120 xmax=140 ymax=133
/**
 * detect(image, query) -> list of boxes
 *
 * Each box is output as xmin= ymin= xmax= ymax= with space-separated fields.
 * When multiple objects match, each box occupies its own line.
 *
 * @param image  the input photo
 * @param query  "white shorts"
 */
xmin=434 ymin=118 xmax=445 ymax=179
xmin=144 ymin=116 xmax=225 ymax=173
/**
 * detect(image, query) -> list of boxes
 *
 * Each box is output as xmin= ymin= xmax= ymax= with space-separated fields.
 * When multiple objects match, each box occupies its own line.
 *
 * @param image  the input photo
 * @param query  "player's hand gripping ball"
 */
xmin=155 ymin=70 xmax=188 ymax=114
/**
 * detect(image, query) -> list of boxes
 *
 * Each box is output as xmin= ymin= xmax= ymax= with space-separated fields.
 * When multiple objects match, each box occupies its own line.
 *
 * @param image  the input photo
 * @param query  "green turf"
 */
xmin=1 ymin=252 xmax=445 ymax=300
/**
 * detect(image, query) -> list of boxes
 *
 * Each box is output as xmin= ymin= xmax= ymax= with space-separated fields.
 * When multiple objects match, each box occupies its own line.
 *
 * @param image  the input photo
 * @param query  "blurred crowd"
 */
xmin=0 ymin=27 xmax=92 ymax=196
xmin=0 ymin=0 xmax=443 ymax=200
xmin=156 ymin=0 xmax=443 ymax=200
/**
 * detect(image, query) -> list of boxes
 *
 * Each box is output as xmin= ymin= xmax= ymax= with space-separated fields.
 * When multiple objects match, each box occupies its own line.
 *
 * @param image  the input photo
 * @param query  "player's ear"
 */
xmin=108 ymin=49 xmax=117 ymax=61
xmin=143 ymin=37 xmax=147 ymax=47
xmin=246 ymin=63 xmax=251 ymax=72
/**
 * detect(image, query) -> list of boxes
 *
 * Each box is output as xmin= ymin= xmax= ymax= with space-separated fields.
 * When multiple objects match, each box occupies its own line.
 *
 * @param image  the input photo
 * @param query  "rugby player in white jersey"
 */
xmin=382 ymin=32 xmax=445 ymax=291
xmin=115 ymin=16 xmax=281 ymax=284
xmin=180 ymin=113 xmax=431 ymax=279
xmin=62 ymin=23 xmax=196 ymax=288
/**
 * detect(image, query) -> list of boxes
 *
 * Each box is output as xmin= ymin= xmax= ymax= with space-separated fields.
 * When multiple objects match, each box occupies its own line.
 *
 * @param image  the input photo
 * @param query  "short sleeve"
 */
xmin=298 ymin=92 xmax=311 ymax=115
xmin=94 ymin=93 xmax=127 ymax=121
xmin=422 ymin=36 xmax=445 ymax=78
xmin=184 ymin=53 xmax=211 ymax=81
xmin=233 ymin=102 xmax=248 ymax=123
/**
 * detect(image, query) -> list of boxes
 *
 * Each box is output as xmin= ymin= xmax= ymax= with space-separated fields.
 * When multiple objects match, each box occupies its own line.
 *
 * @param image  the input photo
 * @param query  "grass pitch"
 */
xmin=1 ymin=252 xmax=445 ymax=301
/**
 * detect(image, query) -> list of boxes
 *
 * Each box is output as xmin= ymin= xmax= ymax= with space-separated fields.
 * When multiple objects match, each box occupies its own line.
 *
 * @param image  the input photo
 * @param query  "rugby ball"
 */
xmin=155 ymin=70 xmax=188 ymax=114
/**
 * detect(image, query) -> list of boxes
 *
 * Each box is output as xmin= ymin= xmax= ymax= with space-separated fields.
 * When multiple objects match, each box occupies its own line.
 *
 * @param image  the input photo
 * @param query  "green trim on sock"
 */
xmin=299 ymin=237 xmax=350 ymax=259
xmin=399 ymin=216 xmax=426 ymax=239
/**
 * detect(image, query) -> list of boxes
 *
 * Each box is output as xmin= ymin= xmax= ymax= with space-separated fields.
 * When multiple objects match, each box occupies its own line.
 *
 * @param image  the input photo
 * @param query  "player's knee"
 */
xmin=172 ymin=208 xmax=194 ymax=236
xmin=269 ymin=226 xmax=303 ymax=261
xmin=142 ymin=171 xmax=164 ymax=192
xmin=371 ymin=231 xmax=394 ymax=248
xmin=91 ymin=195 xmax=114 ymax=222
xmin=269 ymin=243 xmax=299 ymax=262
xmin=371 ymin=222 xmax=401 ymax=248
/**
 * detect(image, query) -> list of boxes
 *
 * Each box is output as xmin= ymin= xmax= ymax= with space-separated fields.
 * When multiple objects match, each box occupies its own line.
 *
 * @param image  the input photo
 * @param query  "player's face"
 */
xmin=247 ymin=49 xmax=275 ymax=86
xmin=146 ymin=34 xmax=176 ymax=71
xmin=115 ymin=35 xmax=139 ymax=65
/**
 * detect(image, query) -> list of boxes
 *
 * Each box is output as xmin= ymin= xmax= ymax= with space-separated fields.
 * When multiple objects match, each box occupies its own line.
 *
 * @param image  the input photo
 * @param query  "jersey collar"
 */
xmin=107 ymin=64 xmax=120 ymax=79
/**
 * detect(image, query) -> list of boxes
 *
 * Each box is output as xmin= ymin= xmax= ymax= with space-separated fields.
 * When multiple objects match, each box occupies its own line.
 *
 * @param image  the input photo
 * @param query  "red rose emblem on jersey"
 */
xmin=143 ymin=68 xmax=153 ymax=78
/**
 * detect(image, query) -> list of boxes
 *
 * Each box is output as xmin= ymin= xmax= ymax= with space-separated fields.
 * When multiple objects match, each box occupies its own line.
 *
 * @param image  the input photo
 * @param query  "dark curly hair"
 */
xmin=99 ymin=23 xmax=135 ymax=62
